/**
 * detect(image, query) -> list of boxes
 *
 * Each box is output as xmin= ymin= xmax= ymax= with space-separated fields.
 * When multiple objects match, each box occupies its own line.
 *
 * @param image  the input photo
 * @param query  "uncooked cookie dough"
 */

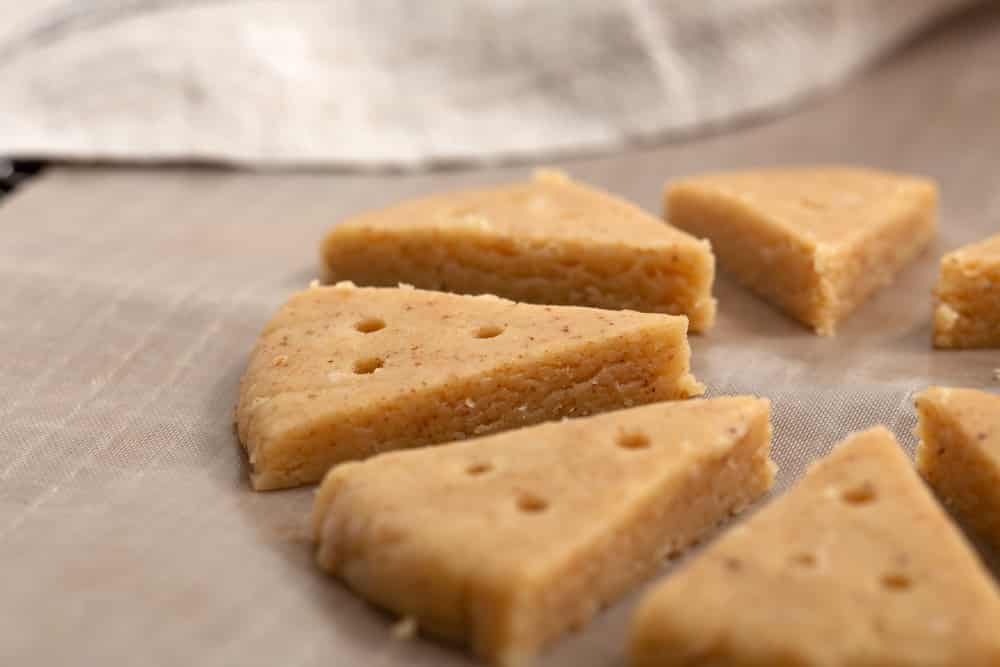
xmin=631 ymin=426 xmax=1000 ymax=666
xmin=322 ymin=170 xmax=716 ymax=332
xmin=932 ymin=233 xmax=1000 ymax=348
xmin=915 ymin=386 xmax=1000 ymax=550
xmin=237 ymin=282 xmax=703 ymax=490
xmin=313 ymin=397 xmax=774 ymax=666
xmin=666 ymin=166 xmax=937 ymax=335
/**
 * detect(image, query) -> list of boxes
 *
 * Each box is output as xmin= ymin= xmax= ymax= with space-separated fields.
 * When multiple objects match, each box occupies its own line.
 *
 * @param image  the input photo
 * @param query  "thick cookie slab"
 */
xmin=916 ymin=386 xmax=1000 ymax=550
xmin=313 ymin=397 xmax=774 ymax=666
xmin=631 ymin=427 xmax=1000 ymax=667
xmin=666 ymin=167 xmax=937 ymax=334
xmin=322 ymin=170 xmax=716 ymax=331
xmin=237 ymin=283 xmax=703 ymax=490
xmin=932 ymin=233 xmax=1000 ymax=348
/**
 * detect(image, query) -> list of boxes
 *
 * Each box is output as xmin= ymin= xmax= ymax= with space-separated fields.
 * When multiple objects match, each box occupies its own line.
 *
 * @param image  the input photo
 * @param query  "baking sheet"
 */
xmin=2 ymin=6 xmax=999 ymax=665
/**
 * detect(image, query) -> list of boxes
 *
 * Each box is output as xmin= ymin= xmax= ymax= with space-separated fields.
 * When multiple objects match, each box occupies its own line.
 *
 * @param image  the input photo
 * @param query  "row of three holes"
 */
xmin=462 ymin=430 xmax=653 ymax=515
xmin=351 ymin=318 xmax=505 ymax=375
xmin=355 ymin=317 xmax=504 ymax=340
xmin=463 ymin=430 xmax=650 ymax=480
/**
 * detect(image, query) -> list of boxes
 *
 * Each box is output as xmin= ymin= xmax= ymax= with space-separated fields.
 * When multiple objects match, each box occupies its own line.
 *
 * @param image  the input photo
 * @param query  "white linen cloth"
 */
xmin=0 ymin=0 xmax=977 ymax=167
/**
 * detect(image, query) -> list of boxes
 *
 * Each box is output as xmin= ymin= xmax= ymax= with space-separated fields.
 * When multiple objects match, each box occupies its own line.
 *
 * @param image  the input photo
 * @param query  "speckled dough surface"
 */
xmin=631 ymin=427 xmax=1000 ymax=667
xmin=916 ymin=387 xmax=1000 ymax=551
xmin=313 ymin=397 xmax=774 ymax=667
xmin=666 ymin=167 xmax=937 ymax=335
xmin=932 ymin=234 xmax=1000 ymax=348
xmin=322 ymin=170 xmax=716 ymax=332
xmin=237 ymin=282 xmax=703 ymax=490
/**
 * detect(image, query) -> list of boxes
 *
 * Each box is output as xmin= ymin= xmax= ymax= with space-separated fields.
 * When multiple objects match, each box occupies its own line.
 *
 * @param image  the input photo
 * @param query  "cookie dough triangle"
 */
xmin=666 ymin=167 xmax=937 ymax=334
xmin=312 ymin=397 xmax=774 ymax=666
xmin=932 ymin=234 xmax=1000 ymax=348
xmin=321 ymin=170 xmax=716 ymax=331
xmin=631 ymin=426 xmax=1000 ymax=667
xmin=916 ymin=386 xmax=1000 ymax=550
xmin=237 ymin=282 xmax=703 ymax=490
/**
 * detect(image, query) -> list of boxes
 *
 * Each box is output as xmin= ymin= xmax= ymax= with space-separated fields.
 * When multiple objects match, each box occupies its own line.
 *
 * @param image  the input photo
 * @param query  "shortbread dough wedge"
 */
xmin=933 ymin=233 xmax=1000 ymax=348
xmin=666 ymin=167 xmax=937 ymax=334
xmin=313 ymin=397 xmax=774 ymax=666
xmin=237 ymin=283 xmax=703 ymax=490
xmin=916 ymin=386 xmax=1000 ymax=550
xmin=321 ymin=170 xmax=716 ymax=332
xmin=631 ymin=427 xmax=1000 ymax=667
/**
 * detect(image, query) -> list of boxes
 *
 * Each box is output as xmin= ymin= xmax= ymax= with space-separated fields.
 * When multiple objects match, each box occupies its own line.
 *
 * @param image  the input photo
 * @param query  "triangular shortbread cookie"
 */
xmin=631 ymin=427 xmax=1000 ymax=666
xmin=237 ymin=282 xmax=703 ymax=490
xmin=321 ymin=170 xmax=716 ymax=332
xmin=916 ymin=386 xmax=1000 ymax=550
xmin=666 ymin=167 xmax=937 ymax=334
xmin=313 ymin=397 xmax=774 ymax=666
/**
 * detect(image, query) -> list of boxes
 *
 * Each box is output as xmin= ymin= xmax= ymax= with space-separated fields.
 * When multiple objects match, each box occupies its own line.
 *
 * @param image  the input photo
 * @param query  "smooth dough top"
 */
xmin=668 ymin=166 xmax=937 ymax=246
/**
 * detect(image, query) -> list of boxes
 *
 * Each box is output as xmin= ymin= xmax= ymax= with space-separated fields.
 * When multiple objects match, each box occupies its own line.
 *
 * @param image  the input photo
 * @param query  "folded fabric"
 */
xmin=0 ymin=0 xmax=976 ymax=167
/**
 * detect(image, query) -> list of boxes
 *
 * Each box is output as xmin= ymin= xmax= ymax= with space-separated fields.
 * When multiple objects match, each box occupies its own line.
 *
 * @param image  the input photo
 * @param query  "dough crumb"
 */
xmin=391 ymin=616 xmax=418 ymax=640
xmin=272 ymin=355 xmax=289 ymax=367
xmin=308 ymin=279 xmax=320 ymax=289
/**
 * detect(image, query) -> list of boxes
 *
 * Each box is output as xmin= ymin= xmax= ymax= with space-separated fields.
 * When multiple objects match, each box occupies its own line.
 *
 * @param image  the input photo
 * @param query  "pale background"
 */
xmin=0 ymin=0 xmax=981 ymax=167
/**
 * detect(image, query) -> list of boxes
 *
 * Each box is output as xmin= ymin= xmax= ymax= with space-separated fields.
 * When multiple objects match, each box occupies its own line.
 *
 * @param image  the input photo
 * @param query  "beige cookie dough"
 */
xmin=322 ymin=170 xmax=716 ymax=332
xmin=915 ymin=386 xmax=1000 ymax=550
xmin=631 ymin=426 xmax=1000 ymax=667
xmin=237 ymin=282 xmax=703 ymax=490
xmin=932 ymin=233 xmax=1000 ymax=348
xmin=666 ymin=167 xmax=937 ymax=335
xmin=313 ymin=397 xmax=774 ymax=666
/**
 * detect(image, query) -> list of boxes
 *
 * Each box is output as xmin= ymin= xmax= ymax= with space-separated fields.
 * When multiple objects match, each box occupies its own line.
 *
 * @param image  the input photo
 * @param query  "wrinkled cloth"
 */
xmin=0 ymin=0 xmax=979 ymax=167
